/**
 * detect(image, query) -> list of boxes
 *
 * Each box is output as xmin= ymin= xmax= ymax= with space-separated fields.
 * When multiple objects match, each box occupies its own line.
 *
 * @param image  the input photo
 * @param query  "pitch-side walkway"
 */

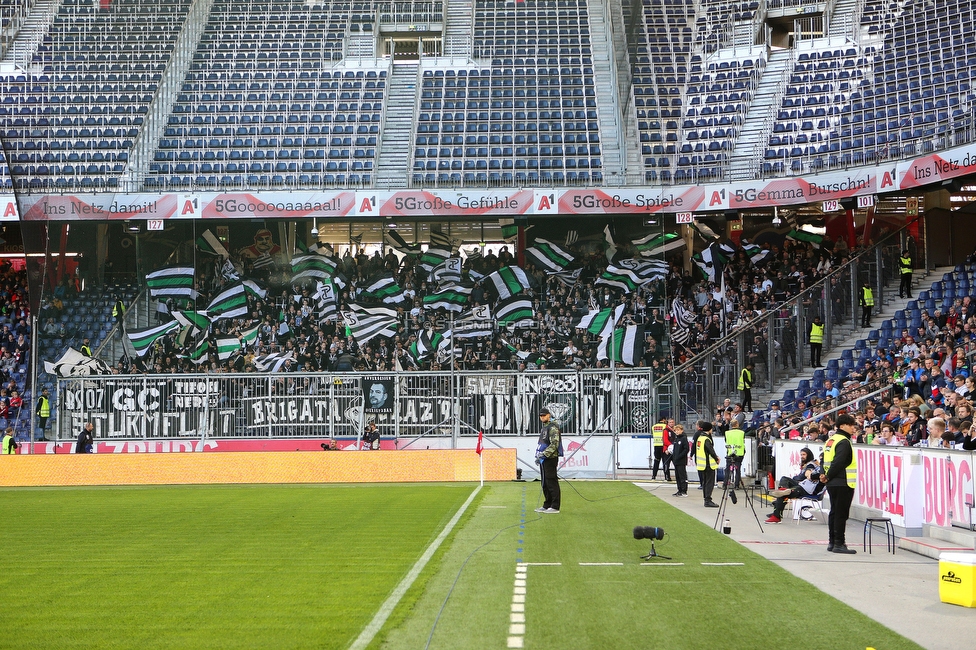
xmin=636 ymin=481 xmax=976 ymax=650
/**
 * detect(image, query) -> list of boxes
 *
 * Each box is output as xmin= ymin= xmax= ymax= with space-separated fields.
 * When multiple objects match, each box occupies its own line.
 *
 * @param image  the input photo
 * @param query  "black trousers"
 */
xmin=700 ymin=467 xmax=716 ymax=503
xmin=652 ymin=445 xmax=671 ymax=480
xmin=826 ymin=484 xmax=855 ymax=546
xmin=541 ymin=456 xmax=561 ymax=510
xmin=900 ymin=273 xmax=912 ymax=297
xmin=810 ymin=342 xmax=822 ymax=367
xmin=741 ymin=387 xmax=752 ymax=411
xmin=861 ymin=305 xmax=872 ymax=327
xmin=674 ymin=461 xmax=688 ymax=494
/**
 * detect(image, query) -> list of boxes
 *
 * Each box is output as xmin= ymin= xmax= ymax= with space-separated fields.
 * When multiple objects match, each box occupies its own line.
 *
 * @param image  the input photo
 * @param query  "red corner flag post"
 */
xmin=476 ymin=431 xmax=484 ymax=486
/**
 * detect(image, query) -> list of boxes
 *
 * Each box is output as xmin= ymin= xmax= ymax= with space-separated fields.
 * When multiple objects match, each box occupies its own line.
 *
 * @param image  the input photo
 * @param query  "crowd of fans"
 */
xmin=89 ymin=230 xmax=855 ymax=378
xmin=0 ymin=264 xmax=32 ymax=434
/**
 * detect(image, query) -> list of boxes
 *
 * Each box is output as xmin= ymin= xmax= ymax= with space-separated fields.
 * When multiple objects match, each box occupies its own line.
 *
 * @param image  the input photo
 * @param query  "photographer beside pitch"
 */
xmin=820 ymin=414 xmax=858 ymax=554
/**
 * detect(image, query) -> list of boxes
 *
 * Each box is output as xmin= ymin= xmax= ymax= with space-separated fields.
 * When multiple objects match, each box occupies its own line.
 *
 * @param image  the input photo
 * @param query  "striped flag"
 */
xmin=741 ymin=239 xmax=771 ymax=265
xmin=485 ymin=266 xmax=532 ymax=301
xmin=499 ymin=218 xmax=518 ymax=242
xmin=410 ymin=328 xmax=451 ymax=362
xmin=361 ymin=273 xmax=407 ymax=304
xmin=693 ymin=245 xmax=718 ymax=283
xmin=577 ymin=304 xmax=624 ymax=340
xmin=430 ymin=257 xmax=463 ymax=284
xmin=594 ymin=266 xmax=640 ymax=293
xmin=419 ymin=247 xmax=451 ymax=274
xmin=564 ymin=230 xmax=578 ymax=247
xmin=242 ymin=279 xmax=268 ymax=300
xmin=550 ymin=268 xmax=582 ymax=288
xmin=613 ymin=258 xmax=669 ymax=282
xmin=146 ymin=267 xmax=199 ymax=300
xmin=464 ymin=247 xmax=483 ymax=263
xmin=313 ymin=280 xmax=338 ymax=322
xmin=341 ymin=304 xmax=399 ymax=345
xmin=240 ymin=324 xmax=260 ymax=348
xmin=669 ymin=297 xmax=696 ymax=347
xmin=172 ymin=310 xmax=210 ymax=336
xmin=524 ymin=238 xmax=575 ymax=272
xmin=386 ymin=230 xmax=422 ymax=256
xmin=453 ymin=305 xmax=493 ymax=339
xmin=127 ymin=320 xmax=179 ymax=357
xmin=598 ymin=324 xmax=645 ymax=365
xmin=422 ymin=283 xmax=472 ymax=313
xmin=207 ymin=283 xmax=249 ymax=321
xmin=254 ymin=350 xmax=294 ymax=372
xmin=632 ymin=232 xmax=685 ymax=257
xmin=291 ymin=254 xmax=338 ymax=282
xmin=251 ymin=253 xmax=275 ymax=270
xmin=786 ymin=228 xmax=824 ymax=248
xmin=495 ymin=295 xmax=534 ymax=326
xmin=187 ymin=338 xmax=211 ymax=365
xmin=196 ymin=229 xmax=229 ymax=258
xmin=215 ymin=336 xmax=240 ymax=361
xmin=430 ymin=229 xmax=455 ymax=251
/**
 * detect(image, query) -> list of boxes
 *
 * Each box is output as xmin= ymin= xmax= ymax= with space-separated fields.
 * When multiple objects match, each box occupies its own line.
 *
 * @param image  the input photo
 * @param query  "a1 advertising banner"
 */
xmin=897 ymin=141 xmax=976 ymax=189
xmin=727 ymin=167 xmax=882 ymax=209
xmin=557 ymin=187 xmax=707 ymax=214
xmin=921 ymin=450 xmax=975 ymax=529
xmin=370 ymin=189 xmax=535 ymax=216
xmin=855 ymin=446 xmax=923 ymax=529
xmin=1 ymin=195 xmax=19 ymax=221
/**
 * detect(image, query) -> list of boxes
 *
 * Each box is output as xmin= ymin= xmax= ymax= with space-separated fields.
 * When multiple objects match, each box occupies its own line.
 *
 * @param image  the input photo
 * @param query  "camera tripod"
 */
xmin=712 ymin=456 xmax=765 ymax=534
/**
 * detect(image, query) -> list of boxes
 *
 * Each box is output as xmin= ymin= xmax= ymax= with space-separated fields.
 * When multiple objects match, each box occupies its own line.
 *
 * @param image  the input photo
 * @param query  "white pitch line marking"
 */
xmin=701 ymin=562 xmax=745 ymax=566
xmin=348 ymin=485 xmax=481 ymax=650
xmin=507 ymin=636 xmax=524 ymax=648
xmin=511 ymin=603 xmax=524 ymax=613
xmin=521 ymin=562 xmax=561 ymax=566
xmin=579 ymin=562 xmax=624 ymax=566
xmin=511 ymin=613 xmax=525 ymax=623
xmin=509 ymin=624 xmax=526 ymax=635
xmin=640 ymin=562 xmax=685 ymax=566
xmin=514 ymin=586 xmax=526 ymax=595
xmin=514 ymin=578 xmax=526 ymax=587
xmin=513 ymin=594 xmax=525 ymax=603
xmin=481 ymin=505 xmax=507 ymax=508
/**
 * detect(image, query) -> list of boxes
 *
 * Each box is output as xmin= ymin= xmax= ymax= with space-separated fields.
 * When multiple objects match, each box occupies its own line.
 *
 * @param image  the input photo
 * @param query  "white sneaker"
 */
xmin=544 ymin=508 xmax=560 ymax=514
xmin=534 ymin=506 xmax=548 ymax=513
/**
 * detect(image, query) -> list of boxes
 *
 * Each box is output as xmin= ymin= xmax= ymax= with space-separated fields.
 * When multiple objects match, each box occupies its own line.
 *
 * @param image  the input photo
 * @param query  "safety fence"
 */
xmin=56 ymin=368 xmax=657 ymax=442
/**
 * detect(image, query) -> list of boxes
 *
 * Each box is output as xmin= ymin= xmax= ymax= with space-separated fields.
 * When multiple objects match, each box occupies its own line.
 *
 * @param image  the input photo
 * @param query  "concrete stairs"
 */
xmin=899 ymin=526 xmax=976 ymax=560
xmin=727 ymin=49 xmax=791 ymax=180
xmin=374 ymin=63 xmax=419 ymax=188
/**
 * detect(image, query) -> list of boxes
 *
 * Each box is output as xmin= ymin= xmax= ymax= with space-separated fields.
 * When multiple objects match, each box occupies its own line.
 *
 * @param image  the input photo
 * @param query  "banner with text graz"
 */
xmin=855 ymin=445 xmax=924 ymax=529
xmin=461 ymin=373 xmax=578 ymax=435
xmin=59 ymin=376 xmax=236 ymax=438
xmin=920 ymin=449 xmax=975 ymax=529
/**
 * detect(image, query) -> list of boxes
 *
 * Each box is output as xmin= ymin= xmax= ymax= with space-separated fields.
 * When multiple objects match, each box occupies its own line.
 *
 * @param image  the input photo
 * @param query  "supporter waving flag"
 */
xmin=485 ymin=266 xmax=532 ymax=301
xmin=291 ymin=253 xmax=338 ymax=282
xmin=632 ymin=232 xmax=684 ymax=257
xmin=385 ymin=230 xmax=422 ymax=256
xmin=669 ymin=297 xmax=696 ymax=346
xmin=453 ymin=305 xmax=494 ymax=339
xmin=360 ymin=273 xmax=408 ymax=305
xmin=740 ymin=239 xmax=771 ymax=265
xmin=253 ymin=350 xmax=295 ymax=372
xmin=172 ymin=310 xmax=211 ymax=336
xmin=410 ymin=328 xmax=451 ymax=363
xmin=550 ymin=268 xmax=582 ymax=288
xmin=430 ymin=257 xmax=463 ymax=285
xmin=146 ymin=266 xmax=199 ymax=300
xmin=207 ymin=283 xmax=249 ymax=321
xmin=495 ymin=295 xmax=534 ymax=326
xmin=341 ymin=304 xmax=399 ymax=345
xmin=419 ymin=247 xmax=452 ymax=275
xmin=422 ymin=283 xmax=472 ymax=313
xmin=598 ymin=324 xmax=645 ymax=366
xmin=313 ymin=280 xmax=339 ymax=323
xmin=524 ymin=238 xmax=575 ymax=272
xmin=127 ymin=320 xmax=180 ymax=357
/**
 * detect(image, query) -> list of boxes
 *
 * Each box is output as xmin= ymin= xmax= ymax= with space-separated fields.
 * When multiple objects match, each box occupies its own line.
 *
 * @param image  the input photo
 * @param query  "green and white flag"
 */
xmin=741 ymin=239 xmax=771 ymax=265
xmin=127 ymin=320 xmax=179 ymax=357
xmin=242 ymin=279 xmax=268 ymax=300
xmin=196 ymin=229 xmax=229 ymax=258
xmin=422 ymin=283 xmax=471 ymax=313
xmin=291 ymin=254 xmax=338 ymax=282
xmin=594 ymin=266 xmax=640 ymax=294
xmin=146 ymin=266 xmax=199 ymax=300
xmin=172 ymin=310 xmax=211 ymax=336
xmin=485 ymin=266 xmax=532 ymax=301
xmin=632 ymin=232 xmax=685 ymax=256
xmin=419 ymin=247 xmax=452 ymax=274
xmin=341 ymin=303 xmax=399 ymax=345
xmin=410 ymin=328 xmax=451 ymax=363
xmin=524 ymin=238 xmax=574 ymax=272
xmin=786 ymin=228 xmax=824 ymax=248
xmin=187 ymin=338 xmax=211 ymax=365
xmin=430 ymin=257 xmax=463 ymax=285
xmin=215 ymin=337 xmax=240 ymax=361
xmin=361 ymin=273 xmax=407 ymax=304
xmin=577 ymin=304 xmax=624 ymax=340
xmin=598 ymin=324 xmax=645 ymax=366
xmin=453 ymin=305 xmax=493 ymax=339
xmin=495 ymin=295 xmax=534 ymax=326
xmin=207 ymin=283 xmax=249 ymax=321
xmin=240 ymin=324 xmax=260 ymax=348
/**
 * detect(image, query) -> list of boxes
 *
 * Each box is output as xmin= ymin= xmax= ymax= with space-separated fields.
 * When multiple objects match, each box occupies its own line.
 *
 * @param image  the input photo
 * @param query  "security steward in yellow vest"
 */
xmin=36 ymin=388 xmax=51 ymax=441
xmin=695 ymin=421 xmax=721 ymax=507
xmin=899 ymin=250 xmax=913 ymax=298
xmin=112 ymin=296 xmax=126 ymax=332
xmin=651 ymin=418 xmax=672 ymax=481
xmin=809 ymin=316 xmax=824 ymax=368
xmin=2 ymin=427 xmax=18 ymax=454
xmin=723 ymin=426 xmax=746 ymax=504
xmin=737 ymin=363 xmax=754 ymax=412
xmin=80 ymin=338 xmax=92 ymax=357
xmin=859 ymin=282 xmax=874 ymax=328
xmin=821 ymin=414 xmax=859 ymax=554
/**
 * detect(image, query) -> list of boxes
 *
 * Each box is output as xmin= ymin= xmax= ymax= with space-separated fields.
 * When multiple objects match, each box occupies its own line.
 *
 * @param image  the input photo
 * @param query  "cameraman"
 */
xmin=362 ymin=420 xmax=380 ymax=450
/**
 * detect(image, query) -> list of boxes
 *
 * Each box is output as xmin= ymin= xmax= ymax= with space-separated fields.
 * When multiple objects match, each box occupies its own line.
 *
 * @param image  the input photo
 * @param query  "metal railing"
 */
xmin=654 ymin=221 xmax=920 ymax=424
xmin=55 ymin=367 xmax=656 ymax=442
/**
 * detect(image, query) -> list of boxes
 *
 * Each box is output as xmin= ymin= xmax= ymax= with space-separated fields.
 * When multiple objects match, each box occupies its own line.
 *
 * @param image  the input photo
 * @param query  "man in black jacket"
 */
xmin=671 ymin=424 xmax=690 ymax=497
xmin=76 ymin=422 xmax=94 ymax=454
xmin=821 ymin=414 xmax=858 ymax=554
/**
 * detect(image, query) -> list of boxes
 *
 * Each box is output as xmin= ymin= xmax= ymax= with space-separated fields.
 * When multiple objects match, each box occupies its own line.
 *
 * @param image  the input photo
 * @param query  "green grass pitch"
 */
xmin=0 ymin=482 xmax=920 ymax=650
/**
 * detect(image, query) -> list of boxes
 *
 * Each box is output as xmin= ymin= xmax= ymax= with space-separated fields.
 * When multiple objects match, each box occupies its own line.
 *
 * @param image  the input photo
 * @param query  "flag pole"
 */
xmin=450 ymin=309 xmax=457 ymax=449
xmin=610 ymin=305 xmax=618 ymax=480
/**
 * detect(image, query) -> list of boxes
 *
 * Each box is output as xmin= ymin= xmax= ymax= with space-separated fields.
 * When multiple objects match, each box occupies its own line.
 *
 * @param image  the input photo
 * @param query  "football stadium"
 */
xmin=3 ymin=0 xmax=976 ymax=647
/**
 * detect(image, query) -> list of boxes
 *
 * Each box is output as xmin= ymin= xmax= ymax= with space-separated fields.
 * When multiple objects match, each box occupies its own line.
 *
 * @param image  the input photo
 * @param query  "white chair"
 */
xmin=790 ymin=494 xmax=827 ymax=524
